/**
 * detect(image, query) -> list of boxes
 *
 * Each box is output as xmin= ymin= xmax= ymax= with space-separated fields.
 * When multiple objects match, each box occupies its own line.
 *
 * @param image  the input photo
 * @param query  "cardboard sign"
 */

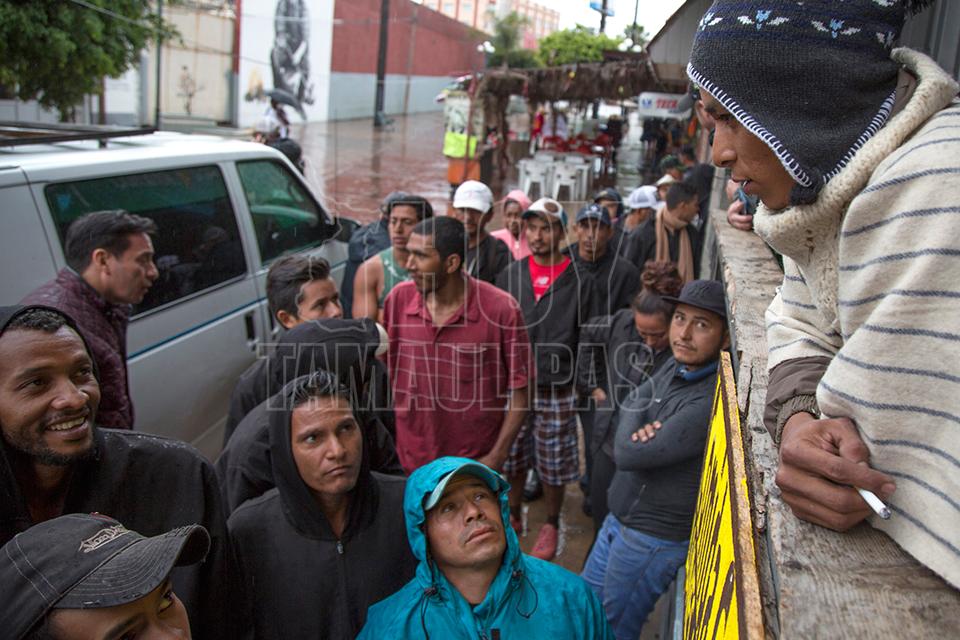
xmin=683 ymin=353 xmax=763 ymax=639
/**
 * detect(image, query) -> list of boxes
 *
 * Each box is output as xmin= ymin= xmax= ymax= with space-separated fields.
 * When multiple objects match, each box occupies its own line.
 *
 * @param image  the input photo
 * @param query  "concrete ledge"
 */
xmin=709 ymin=186 xmax=960 ymax=638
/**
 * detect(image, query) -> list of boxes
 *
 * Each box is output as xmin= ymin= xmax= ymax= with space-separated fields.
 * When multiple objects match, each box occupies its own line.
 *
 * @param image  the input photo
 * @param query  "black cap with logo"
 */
xmin=1 ymin=513 xmax=209 ymax=639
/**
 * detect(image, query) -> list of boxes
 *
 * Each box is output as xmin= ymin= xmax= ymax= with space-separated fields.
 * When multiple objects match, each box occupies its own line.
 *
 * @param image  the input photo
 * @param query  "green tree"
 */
xmin=487 ymin=11 xmax=540 ymax=69
xmin=536 ymin=25 xmax=623 ymax=67
xmin=623 ymin=23 xmax=650 ymax=51
xmin=0 ymin=0 xmax=178 ymax=121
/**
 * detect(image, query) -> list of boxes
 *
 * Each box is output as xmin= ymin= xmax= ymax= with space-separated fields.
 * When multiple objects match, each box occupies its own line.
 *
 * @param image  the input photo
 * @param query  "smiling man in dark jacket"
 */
xmin=227 ymin=369 xmax=416 ymax=640
xmin=0 ymin=305 xmax=242 ymax=640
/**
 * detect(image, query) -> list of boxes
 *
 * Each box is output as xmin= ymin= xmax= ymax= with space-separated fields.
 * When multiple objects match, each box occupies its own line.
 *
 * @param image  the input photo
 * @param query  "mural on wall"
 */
xmin=272 ymin=0 xmax=315 ymax=106
xmin=239 ymin=0 xmax=332 ymax=125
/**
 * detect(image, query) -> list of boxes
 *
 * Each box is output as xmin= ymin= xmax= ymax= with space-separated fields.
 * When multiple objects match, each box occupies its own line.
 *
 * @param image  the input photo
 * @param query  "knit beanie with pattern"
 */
xmin=687 ymin=0 xmax=935 ymax=205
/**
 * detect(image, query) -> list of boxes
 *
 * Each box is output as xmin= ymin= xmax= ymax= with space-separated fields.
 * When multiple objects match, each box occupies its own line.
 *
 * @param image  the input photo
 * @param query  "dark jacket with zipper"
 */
xmin=578 ymin=309 xmax=673 ymax=456
xmin=227 ymin=374 xmax=416 ymax=640
xmin=223 ymin=318 xmax=394 ymax=444
xmin=21 ymin=270 xmax=134 ymax=429
xmin=607 ymin=357 xmax=717 ymax=541
xmin=566 ymin=243 xmax=640 ymax=323
xmin=465 ymin=234 xmax=513 ymax=284
xmin=496 ymin=255 xmax=590 ymax=389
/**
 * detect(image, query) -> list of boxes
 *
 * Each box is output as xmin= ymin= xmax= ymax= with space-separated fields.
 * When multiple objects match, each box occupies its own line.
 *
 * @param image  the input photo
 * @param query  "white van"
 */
xmin=0 ymin=131 xmax=356 ymax=459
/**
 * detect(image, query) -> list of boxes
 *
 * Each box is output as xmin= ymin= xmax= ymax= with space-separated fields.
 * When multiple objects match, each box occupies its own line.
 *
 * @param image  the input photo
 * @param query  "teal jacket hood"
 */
xmin=359 ymin=457 xmax=613 ymax=640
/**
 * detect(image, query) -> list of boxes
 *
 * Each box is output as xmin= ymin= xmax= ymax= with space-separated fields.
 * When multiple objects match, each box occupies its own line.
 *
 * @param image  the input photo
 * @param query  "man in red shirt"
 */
xmin=496 ymin=198 xmax=589 ymax=560
xmin=383 ymin=216 xmax=531 ymax=474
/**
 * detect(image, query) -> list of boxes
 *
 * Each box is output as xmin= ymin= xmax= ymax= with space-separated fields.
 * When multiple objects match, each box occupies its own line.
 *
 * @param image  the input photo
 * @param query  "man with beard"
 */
xmin=228 ymin=369 xmax=416 ymax=640
xmin=384 ymin=216 xmax=530 ymax=474
xmin=353 ymin=194 xmax=434 ymax=323
xmin=0 ymin=305 xmax=241 ymax=640
xmin=358 ymin=457 xmax=612 ymax=639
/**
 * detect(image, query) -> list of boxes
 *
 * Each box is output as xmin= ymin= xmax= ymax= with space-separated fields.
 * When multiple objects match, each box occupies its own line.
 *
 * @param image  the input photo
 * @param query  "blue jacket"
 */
xmin=359 ymin=457 xmax=613 ymax=639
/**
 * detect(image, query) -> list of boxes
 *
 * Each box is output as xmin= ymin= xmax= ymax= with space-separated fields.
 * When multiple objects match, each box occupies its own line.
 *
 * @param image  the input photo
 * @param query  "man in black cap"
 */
xmin=581 ymin=280 xmax=729 ymax=638
xmin=689 ymin=0 xmax=958 ymax=588
xmin=568 ymin=203 xmax=640 ymax=514
xmin=0 ymin=305 xmax=241 ymax=640
xmin=1 ymin=513 xmax=209 ymax=640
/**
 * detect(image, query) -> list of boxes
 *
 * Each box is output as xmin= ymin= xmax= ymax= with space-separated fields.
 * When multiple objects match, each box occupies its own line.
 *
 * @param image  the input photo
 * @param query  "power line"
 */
xmin=66 ymin=0 xmax=163 ymax=32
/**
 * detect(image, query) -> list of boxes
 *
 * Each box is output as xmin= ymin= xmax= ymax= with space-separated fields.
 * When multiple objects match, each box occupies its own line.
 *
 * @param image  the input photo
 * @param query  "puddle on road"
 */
xmin=293 ymin=112 xmax=453 ymax=225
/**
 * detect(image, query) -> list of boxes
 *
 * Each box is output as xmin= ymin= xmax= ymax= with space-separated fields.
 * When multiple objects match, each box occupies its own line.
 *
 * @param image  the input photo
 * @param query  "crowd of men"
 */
xmin=3 ymin=0 xmax=958 ymax=637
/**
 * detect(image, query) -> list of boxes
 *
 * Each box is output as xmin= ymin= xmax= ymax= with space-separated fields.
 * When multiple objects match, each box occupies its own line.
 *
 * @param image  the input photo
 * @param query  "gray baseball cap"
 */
xmin=1 ymin=513 xmax=209 ymax=638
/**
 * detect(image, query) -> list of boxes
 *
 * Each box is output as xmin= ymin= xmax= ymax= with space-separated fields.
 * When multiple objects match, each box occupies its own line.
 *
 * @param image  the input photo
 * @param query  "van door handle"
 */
xmin=244 ymin=312 xmax=257 ymax=351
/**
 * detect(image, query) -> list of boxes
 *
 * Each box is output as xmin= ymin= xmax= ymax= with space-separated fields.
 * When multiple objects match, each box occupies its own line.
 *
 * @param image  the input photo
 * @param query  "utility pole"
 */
xmin=632 ymin=0 xmax=640 ymax=48
xmin=155 ymin=0 xmax=163 ymax=128
xmin=594 ymin=0 xmax=609 ymax=119
xmin=373 ymin=0 xmax=391 ymax=128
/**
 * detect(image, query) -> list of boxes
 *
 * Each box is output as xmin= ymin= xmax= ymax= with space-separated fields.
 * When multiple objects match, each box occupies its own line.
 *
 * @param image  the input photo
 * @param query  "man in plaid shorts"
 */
xmin=497 ymin=198 xmax=591 ymax=560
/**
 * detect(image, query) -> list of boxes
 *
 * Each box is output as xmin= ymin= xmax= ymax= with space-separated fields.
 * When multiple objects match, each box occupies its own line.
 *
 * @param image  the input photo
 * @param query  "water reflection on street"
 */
xmin=293 ymin=112 xmax=451 ymax=225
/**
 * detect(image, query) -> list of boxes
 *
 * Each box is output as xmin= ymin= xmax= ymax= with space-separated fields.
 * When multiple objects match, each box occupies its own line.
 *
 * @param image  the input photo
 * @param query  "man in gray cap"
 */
xmin=1 ymin=513 xmax=209 ymax=639
xmin=581 ymin=280 xmax=729 ymax=638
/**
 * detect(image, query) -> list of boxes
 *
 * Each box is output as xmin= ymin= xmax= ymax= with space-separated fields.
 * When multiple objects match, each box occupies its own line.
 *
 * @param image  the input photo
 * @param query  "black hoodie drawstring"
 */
xmin=510 ymin=568 xmax=539 ymax=619
xmin=420 ymin=557 xmax=441 ymax=640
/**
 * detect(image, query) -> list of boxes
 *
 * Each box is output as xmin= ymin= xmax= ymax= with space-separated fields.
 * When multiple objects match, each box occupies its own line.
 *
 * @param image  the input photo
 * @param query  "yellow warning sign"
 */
xmin=683 ymin=353 xmax=763 ymax=639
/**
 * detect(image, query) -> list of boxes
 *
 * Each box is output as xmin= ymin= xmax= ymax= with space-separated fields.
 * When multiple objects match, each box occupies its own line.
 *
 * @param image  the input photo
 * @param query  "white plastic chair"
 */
xmin=551 ymin=163 xmax=583 ymax=201
xmin=521 ymin=160 xmax=552 ymax=200
xmin=534 ymin=151 xmax=558 ymax=163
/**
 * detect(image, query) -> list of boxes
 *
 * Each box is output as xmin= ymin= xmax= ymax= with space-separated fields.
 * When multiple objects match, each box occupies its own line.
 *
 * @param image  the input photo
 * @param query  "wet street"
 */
xmin=291 ymin=110 xmax=599 ymax=572
xmin=292 ymin=112 xmax=454 ymax=226
xmin=286 ymin=112 xmax=669 ymax=633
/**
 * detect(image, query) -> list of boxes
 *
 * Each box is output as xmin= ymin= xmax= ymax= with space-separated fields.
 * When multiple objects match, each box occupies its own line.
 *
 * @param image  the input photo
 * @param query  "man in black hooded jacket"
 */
xmin=228 ymin=369 xmax=416 ymax=640
xmin=215 ymin=317 xmax=402 ymax=513
xmin=0 ymin=305 xmax=242 ymax=640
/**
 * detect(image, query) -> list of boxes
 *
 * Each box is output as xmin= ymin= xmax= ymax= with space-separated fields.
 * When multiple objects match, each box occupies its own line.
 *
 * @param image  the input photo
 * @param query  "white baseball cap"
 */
xmin=452 ymin=180 xmax=494 ymax=213
xmin=655 ymin=174 xmax=678 ymax=187
xmin=521 ymin=197 xmax=568 ymax=227
xmin=627 ymin=185 xmax=660 ymax=210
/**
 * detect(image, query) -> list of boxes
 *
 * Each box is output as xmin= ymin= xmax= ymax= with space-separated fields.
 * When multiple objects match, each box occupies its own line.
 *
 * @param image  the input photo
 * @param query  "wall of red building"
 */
xmin=331 ymin=0 xmax=486 ymax=77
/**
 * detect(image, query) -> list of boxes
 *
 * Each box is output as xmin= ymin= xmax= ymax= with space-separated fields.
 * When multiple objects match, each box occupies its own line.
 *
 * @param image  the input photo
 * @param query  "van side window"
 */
xmin=236 ymin=159 xmax=331 ymax=264
xmin=45 ymin=165 xmax=247 ymax=315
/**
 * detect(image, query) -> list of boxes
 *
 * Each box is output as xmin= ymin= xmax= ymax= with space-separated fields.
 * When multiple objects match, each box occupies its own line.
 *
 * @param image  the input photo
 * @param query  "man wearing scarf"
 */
xmin=624 ymin=181 xmax=700 ymax=283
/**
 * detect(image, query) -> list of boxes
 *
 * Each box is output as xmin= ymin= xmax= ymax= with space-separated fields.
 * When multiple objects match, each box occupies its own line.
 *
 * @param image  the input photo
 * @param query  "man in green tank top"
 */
xmin=353 ymin=194 xmax=433 ymax=323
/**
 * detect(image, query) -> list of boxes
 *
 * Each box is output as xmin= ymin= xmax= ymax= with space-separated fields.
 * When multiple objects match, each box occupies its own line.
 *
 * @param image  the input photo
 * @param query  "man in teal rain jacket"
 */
xmin=359 ymin=456 xmax=612 ymax=639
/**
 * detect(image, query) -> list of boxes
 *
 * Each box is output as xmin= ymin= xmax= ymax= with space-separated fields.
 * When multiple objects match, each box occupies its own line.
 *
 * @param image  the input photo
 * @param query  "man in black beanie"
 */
xmin=688 ymin=0 xmax=959 ymax=589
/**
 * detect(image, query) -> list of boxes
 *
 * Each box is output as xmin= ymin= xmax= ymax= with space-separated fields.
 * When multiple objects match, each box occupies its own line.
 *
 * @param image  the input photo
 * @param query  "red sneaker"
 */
xmin=531 ymin=523 xmax=558 ymax=560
